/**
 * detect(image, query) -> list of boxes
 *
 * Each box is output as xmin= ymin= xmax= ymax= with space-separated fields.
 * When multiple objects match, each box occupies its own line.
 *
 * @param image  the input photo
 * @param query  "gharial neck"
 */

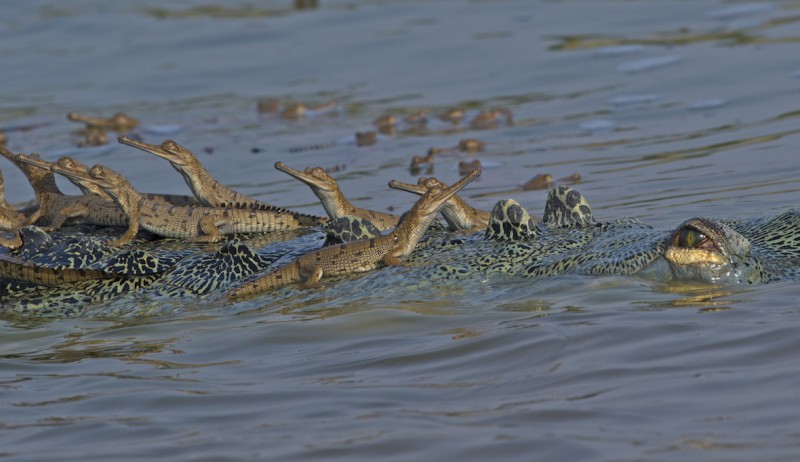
xmin=315 ymin=188 xmax=357 ymax=219
xmin=174 ymin=162 xmax=249 ymax=206
xmin=102 ymin=182 xmax=143 ymax=218
xmin=388 ymin=210 xmax=437 ymax=257
xmin=27 ymin=171 xmax=62 ymax=204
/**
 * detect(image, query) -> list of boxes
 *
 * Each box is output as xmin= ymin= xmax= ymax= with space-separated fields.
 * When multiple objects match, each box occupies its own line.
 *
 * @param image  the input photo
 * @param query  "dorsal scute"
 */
xmin=156 ymin=240 xmax=274 ymax=295
xmin=322 ymin=215 xmax=382 ymax=246
xmin=14 ymin=226 xmax=54 ymax=258
xmin=98 ymin=248 xmax=193 ymax=275
xmin=543 ymin=185 xmax=595 ymax=228
xmin=29 ymin=236 xmax=113 ymax=269
xmin=484 ymin=199 xmax=538 ymax=241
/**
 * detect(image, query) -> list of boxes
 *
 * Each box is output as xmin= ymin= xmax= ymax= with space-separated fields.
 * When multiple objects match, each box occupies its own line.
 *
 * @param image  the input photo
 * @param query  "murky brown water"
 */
xmin=2 ymin=1 xmax=800 ymax=460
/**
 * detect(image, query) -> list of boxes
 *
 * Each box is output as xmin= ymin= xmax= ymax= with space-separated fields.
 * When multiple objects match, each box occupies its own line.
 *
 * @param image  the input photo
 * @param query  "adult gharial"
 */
xmin=3 ymin=149 xmax=800 ymax=316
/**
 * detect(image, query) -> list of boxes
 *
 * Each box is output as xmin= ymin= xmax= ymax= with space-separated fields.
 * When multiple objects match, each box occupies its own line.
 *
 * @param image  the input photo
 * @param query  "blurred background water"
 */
xmin=2 ymin=1 xmax=800 ymax=460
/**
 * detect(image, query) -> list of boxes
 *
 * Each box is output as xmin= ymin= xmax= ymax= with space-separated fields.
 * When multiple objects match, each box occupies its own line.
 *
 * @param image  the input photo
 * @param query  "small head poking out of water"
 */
xmin=665 ymin=218 xmax=757 ymax=284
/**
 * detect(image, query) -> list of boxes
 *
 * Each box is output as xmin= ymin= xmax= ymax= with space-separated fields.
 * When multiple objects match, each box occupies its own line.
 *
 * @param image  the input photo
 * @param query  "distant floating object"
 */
xmin=580 ymin=119 xmax=617 ymax=134
xmin=705 ymin=3 xmax=773 ymax=20
xmin=610 ymin=94 xmax=661 ymax=107
xmin=690 ymin=99 xmax=728 ymax=110
xmin=617 ymin=55 xmax=683 ymax=73
xmin=594 ymin=45 xmax=646 ymax=57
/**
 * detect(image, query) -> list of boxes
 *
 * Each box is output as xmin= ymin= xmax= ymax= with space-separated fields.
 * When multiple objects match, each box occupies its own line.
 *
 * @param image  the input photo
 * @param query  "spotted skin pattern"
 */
xmin=723 ymin=210 xmax=800 ymax=283
xmin=5 ymin=184 xmax=800 ymax=316
xmin=1 ymin=276 xmax=162 ymax=316
xmin=543 ymin=185 xmax=595 ymax=228
xmin=148 ymin=241 xmax=275 ymax=297
xmin=11 ymin=225 xmax=189 ymax=276
xmin=321 ymin=216 xmax=382 ymax=246
xmin=484 ymin=200 xmax=539 ymax=241
xmin=410 ymin=187 xmax=664 ymax=281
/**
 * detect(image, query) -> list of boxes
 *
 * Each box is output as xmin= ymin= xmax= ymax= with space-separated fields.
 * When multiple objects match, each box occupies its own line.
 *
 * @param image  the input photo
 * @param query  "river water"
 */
xmin=2 ymin=1 xmax=800 ymax=460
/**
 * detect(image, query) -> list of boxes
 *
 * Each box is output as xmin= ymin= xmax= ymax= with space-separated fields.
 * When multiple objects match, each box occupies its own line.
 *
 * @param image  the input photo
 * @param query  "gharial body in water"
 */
xmin=400 ymin=185 xmax=800 ymax=286
xmin=3 ymin=180 xmax=800 ymax=316
xmin=2 ymin=130 xmax=799 ymax=316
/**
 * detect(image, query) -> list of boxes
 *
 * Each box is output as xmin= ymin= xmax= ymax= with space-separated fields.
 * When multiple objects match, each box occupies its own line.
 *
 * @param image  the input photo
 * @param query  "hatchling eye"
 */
xmin=678 ymin=228 xmax=707 ymax=248
xmin=162 ymin=140 xmax=178 ymax=151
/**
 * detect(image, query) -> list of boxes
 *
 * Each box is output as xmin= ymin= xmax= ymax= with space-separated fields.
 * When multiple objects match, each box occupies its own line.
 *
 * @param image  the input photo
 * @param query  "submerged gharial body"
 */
xmin=2 ymin=184 xmax=800 ymax=316
xmin=399 ymin=185 xmax=800 ymax=286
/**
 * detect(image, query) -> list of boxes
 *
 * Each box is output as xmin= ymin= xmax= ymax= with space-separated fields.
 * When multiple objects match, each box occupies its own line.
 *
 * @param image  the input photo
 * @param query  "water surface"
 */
xmin=2 ymin=1 xmax=800 ymax=460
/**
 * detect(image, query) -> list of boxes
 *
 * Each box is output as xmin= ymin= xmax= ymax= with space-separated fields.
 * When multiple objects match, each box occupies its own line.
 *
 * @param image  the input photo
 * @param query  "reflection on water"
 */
xmin=635 ymin=281 xmax=749 ymax=312
xmin=3 ymin=0 xmax=800 ymax=460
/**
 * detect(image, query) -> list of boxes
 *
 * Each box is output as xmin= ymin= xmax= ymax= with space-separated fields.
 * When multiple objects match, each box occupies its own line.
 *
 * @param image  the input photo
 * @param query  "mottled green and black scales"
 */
xmin=147 ymin=240 xmax=276 ymax=296
xmin=728 ymin=210 xmax=800 ymax=282
xmin=322 ymin=215 xmax=382 ymax=246
xmin=1 ymin=225 xmax=190 ymax=315
xmin=408 ymin=186 xmax=667 ymax=280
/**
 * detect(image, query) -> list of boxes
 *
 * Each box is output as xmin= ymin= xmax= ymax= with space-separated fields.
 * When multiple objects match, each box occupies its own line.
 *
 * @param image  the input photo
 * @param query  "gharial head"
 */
xmin=51 ymin=156 xmax=108 ymax=196
xmin=6 ymin=152 xmax=53 ymax=184
xmin=416 ymin=177 xmax=443 ymax=189
xmin=411 ymin=169 xmax=481 ymax=217
xmin=87 ymin=164 xmax=127 ymax=191
xmin=108 ymin=112 xmax=139 ymax=130
xmin=119 ymin=136 xmax=194 ymax=168
xmin=664 ymin=217 xmax=760 ymax=284
xmin=275 ymin=162 xmax=338 ymax=193
xmin=68 ymin=112 xmax=139 ymax=130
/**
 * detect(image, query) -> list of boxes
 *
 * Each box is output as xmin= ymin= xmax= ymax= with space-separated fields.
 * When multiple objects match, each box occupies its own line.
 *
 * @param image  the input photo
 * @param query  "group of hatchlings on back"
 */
xmin=3 ymin=108 xmax=800 ymax=304
xmin=0 ymin=109 xmax=505 ymax=299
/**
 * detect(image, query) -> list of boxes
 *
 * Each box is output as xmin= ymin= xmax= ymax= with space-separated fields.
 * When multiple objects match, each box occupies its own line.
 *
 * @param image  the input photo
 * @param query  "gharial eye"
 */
xmin=677 ymin=228 xmax=708 ymax=248
xmin=311 ymin=168 xmax=328 ymax=179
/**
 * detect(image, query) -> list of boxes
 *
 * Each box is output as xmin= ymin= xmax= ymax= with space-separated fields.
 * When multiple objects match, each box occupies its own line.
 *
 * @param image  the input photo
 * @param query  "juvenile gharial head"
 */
xmin=108 ymin=112 xmax=139 ymax=130
xmin=417 ymin=176 xmax=443 ymax=189
xmin=398 ymin=170 xmax=481 ymax=224
xmin=118 ymin=136 xmax=197 ymax=168
xmin=4 ymin=152 xmax=60 ymax=193
xmin=55 ymin=156 xmax=108 ymax=197
xmin=86 ymin=165 xmax=128 ymax=190
xmin=665 ymin=218 xmax=761 ymax=284
xmin=275 ymin=162 xmax=338 ymax=193
xmin=56 ymin=156 xmax=88 ymax=173
xmin=390 ymin=169 xmax=481 ymax=257
xmin=68 ymin=112 xmax=139 ymax=131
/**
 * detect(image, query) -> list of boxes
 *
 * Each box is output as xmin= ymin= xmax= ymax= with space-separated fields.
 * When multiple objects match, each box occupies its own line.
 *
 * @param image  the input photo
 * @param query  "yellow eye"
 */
xmin=678 ymin=228 xmax=707 ymax=248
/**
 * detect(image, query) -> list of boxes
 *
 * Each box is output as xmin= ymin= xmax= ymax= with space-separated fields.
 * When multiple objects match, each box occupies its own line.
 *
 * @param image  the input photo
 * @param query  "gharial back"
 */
xmin=728 ymin=209 xmax=800 ymax=282
xmin=405 ymin=186 xmax=668 ymax=282
xmin=0 ymin=225 xmax=194 ymax=316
